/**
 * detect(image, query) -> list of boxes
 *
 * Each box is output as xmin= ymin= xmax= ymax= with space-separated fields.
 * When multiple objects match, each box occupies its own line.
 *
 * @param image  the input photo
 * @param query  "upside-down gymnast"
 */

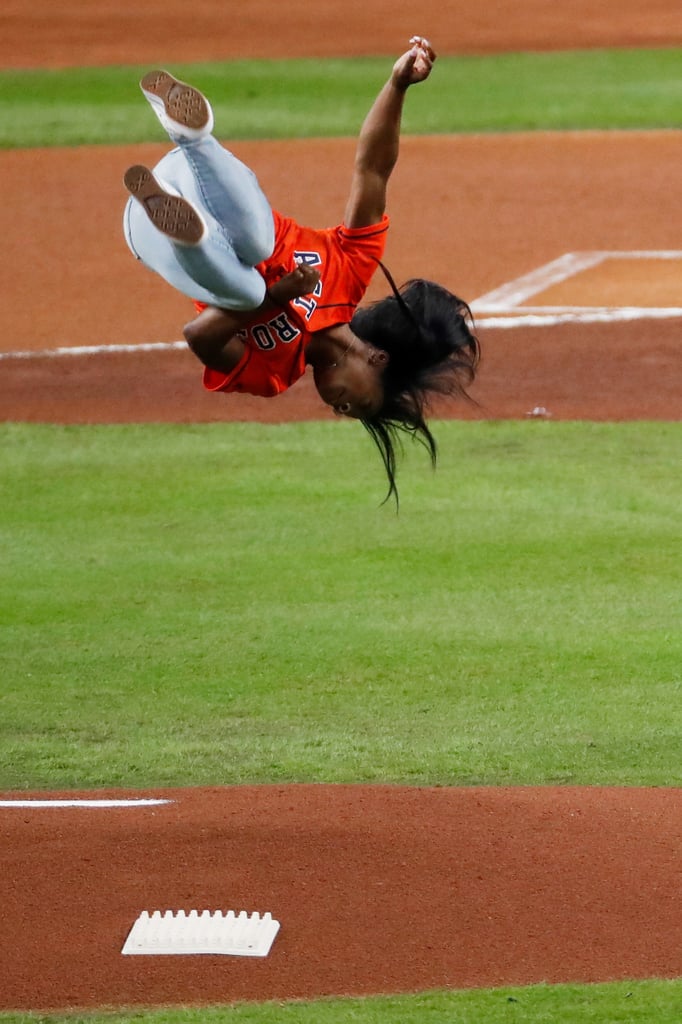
xmin=123 ymin=37 xmax=480 ymax=503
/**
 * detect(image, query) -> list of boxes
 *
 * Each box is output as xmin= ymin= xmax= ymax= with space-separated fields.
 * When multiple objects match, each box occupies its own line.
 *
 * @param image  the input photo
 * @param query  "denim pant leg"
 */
xmin=178 ymin=136 xmax=275 ymax=267
xmin=122 ymin=141 xmax=275 ymax=310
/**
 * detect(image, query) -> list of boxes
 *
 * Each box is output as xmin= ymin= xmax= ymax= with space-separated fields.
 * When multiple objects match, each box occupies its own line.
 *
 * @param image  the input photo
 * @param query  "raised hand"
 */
xmin=391 ymin=36 xmax=437 ymax=89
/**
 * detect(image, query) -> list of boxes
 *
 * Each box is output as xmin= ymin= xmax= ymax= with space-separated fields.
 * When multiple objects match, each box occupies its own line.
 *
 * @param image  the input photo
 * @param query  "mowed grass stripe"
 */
xmin=0 ymin=48 xmax=681 ymax=148
xmin=2 ymin=421 xmax=680 ymax=790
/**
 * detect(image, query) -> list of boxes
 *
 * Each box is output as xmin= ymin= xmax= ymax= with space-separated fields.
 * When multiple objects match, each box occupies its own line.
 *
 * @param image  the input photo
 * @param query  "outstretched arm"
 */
xmin=344 ymin=36 xmax=436 ymax=229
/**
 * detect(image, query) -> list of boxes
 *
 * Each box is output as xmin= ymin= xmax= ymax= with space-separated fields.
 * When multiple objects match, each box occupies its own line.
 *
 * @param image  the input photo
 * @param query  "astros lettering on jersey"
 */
xmin=198 ymin=210 xmax=390 ymax=397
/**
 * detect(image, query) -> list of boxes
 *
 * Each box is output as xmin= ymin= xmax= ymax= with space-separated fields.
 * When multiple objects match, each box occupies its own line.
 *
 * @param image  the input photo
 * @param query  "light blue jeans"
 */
xmin=122 ymin=136 xmax=275 ymax=309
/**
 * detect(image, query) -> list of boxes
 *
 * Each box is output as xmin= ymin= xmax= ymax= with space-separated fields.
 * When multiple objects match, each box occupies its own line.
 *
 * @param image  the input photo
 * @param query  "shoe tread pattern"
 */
xmin=140 ymin=70 xmax=209 ymax=131
xmin=124 ymin=164 xmax=204 ymax=245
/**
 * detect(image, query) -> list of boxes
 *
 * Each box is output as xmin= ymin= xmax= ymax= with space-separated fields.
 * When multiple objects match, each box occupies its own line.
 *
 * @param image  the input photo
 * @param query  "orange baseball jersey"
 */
xmin=199 ymin=210 xmax=389 ymax=397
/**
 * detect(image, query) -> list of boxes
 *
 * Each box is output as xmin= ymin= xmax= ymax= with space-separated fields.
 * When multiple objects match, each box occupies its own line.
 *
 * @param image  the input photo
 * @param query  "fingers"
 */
xmin=409 ymin=35 xmax=436 ymax=62
xmin=292 ymin=264 xmax=321 ymax=288
xmin=399 ymin=49 xmax=418 ymax=76
xmin=270 ymin=263 xmax=320 ymax=302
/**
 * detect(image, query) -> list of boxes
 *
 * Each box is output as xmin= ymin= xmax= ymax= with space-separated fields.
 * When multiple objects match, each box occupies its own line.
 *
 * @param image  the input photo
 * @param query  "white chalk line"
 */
xmin=0 ymin=799 xmax=173 ymax=808
xmin=1 ymin=251 xmax=680 ymax=359
xmin=475 ymin=307 xmax=682 ymax=328
xmin=3 ymin=306 xmax=680 ymax=363
xmin=473 ymin=252 xmax=608 ymax=308
xmin=1 ymin=305 xmax=681 ymax=362
xmin=0 ymin=340 xmax=186 ymax=361
xmin=472 ymin=249 xmax=682 ymax=313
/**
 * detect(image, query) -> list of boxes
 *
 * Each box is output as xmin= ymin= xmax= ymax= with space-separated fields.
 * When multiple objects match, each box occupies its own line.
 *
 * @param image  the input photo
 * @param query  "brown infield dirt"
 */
xmin=2 ymin=786 xmax=682 ymax=1013
xmin=1 ymin=1 xmax=681 ymax=1013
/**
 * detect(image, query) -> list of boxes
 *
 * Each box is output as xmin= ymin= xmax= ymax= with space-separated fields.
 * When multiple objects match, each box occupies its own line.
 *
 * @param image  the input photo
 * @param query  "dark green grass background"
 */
xmin=2 ymin=44 xmax=681 ymax=1024
xmin=1 ymin=48 xmax=680 ymax=147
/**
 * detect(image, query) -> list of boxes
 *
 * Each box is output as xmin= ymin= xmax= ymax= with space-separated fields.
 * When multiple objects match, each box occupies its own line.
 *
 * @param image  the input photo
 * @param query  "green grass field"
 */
xmin=1 ymin=48 xmax=681 ymax=148
xmin=2 ymin=979 xmax=682 ymax=1024
xmin=2 ymin=43 xmax=681 ymax=1024
xmin=3 ymin=422 xmax=681 ymax=790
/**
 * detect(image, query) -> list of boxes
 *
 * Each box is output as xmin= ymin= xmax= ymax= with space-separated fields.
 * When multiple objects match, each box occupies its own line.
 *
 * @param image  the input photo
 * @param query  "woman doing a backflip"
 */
xmin=123 ymin=36 xmax=480 ymax=503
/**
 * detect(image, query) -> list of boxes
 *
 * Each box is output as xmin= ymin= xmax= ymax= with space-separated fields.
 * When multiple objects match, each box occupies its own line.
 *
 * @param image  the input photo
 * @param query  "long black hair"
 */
xmin=350 ymin=269 xmax=480 ymax=505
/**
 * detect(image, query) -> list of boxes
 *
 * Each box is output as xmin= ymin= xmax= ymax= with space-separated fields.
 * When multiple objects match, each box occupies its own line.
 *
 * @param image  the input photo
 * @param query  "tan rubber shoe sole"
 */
xmin=140 ymin=69 xmax=213 ymax=139
xmin=124 ymin=164 xmax=205 ymax=245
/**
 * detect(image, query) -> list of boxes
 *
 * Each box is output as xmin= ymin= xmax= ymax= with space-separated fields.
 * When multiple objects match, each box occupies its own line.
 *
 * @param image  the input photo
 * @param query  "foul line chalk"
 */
xmin=2 ymin=249 xmax=681 ymax=361
xmin=0 ymin=799 xmax=173 ymax=808
xmin=476 ymin=307 xmax=682 ymax=328
xmin=473 ymin=251 xmax=607 ymax=309
xmin=473 ymin=250 xmax=682 ymax=311
xmin=2 ymin=299 xmax=682 ymax=364
xmin=0 ymin=340 xmax=186 ymax=361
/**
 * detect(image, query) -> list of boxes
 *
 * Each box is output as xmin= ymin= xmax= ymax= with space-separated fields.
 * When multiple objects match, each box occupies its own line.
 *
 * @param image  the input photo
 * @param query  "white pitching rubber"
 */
xmin=121 ymin=908 xmax=280 ymax=957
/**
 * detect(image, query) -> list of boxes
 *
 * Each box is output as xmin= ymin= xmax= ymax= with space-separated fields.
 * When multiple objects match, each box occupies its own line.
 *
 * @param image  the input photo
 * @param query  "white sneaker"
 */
xmin=140 ymin=69 xmax=214 ymax=141
xmin=124 ymin=164 xmax=206 ymax=245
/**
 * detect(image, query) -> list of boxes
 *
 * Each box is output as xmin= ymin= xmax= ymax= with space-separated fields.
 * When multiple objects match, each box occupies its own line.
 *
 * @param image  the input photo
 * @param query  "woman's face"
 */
xmin=313 ymin=342 xmax=387 ymax=419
